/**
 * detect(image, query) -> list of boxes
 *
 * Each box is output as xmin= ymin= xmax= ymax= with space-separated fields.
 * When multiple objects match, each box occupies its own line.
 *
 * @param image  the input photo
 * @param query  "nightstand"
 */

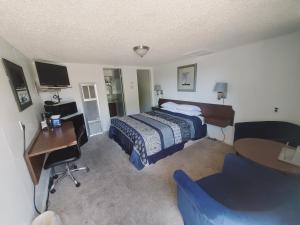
xmin=204 ymin=117 xmax=231 ymax=128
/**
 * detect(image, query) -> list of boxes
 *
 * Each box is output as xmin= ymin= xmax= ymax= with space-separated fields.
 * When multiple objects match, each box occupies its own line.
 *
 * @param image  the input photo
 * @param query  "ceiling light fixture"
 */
xmin=133 ymin=45 xmax=150 ymax=57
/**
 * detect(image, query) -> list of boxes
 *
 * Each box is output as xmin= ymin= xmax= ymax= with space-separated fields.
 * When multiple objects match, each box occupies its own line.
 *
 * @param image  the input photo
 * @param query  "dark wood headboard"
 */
xmin=158 ymin=98 xmax=235 ymax=127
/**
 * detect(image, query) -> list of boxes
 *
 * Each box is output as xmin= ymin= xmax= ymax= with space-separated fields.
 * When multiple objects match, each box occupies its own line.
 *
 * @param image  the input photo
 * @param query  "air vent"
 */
xmin=183 ymin=49 xmax=213 ymax=57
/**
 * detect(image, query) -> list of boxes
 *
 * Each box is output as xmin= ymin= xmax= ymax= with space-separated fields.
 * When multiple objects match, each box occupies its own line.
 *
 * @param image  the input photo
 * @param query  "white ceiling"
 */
xmin=0 ymin=0 xmax=300 ymax=65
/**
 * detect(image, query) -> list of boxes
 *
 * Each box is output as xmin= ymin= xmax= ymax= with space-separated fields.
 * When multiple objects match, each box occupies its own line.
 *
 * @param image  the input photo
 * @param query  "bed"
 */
xmin=109 ymin=107 xmax=207 ymax=170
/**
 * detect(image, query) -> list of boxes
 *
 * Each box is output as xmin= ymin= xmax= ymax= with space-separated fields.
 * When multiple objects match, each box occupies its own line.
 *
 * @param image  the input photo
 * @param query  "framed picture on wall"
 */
xmin=2 ymin=58 xmax=32 ymax=111
xmin=177 ymin=64 xmax=197 ymax=92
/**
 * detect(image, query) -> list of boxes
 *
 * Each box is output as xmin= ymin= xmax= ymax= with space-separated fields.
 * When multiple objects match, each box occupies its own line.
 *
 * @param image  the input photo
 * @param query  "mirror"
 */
xmin=2 ymin=58 xmax=32 ymax=111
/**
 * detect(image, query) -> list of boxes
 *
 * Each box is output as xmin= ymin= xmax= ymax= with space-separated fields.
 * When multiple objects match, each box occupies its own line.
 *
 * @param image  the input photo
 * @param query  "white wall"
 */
xmin=153 ymin=31 xmax=300 ymax=144
xmin=121 ymin=66 xmax=141 ymax=115
xmin=39 ymin=65 xmax=153 ymax=131
xmin=0 ymin=38 xmax=46 ymax=225
xmin=39 ymin=64 xmax=110 ymax=131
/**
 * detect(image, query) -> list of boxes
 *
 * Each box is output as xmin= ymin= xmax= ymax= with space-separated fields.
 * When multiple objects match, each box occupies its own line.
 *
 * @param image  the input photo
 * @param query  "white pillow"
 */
xmin=162 ymin=107 xmax=201 ymax=116
xmin=161 ymin=102 xmax=178 ymax=109
xmin=177 ymin=109 xmax=201 ymax=116
xmin=177 ymin=104 xmax=201 ymax=112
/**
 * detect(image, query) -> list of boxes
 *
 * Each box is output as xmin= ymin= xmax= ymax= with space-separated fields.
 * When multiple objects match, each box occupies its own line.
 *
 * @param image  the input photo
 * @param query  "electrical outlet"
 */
xmin=18 ymin=121 xmax=24 ymax=131
xmin=274 ymin=107 xmax=279 ymax=113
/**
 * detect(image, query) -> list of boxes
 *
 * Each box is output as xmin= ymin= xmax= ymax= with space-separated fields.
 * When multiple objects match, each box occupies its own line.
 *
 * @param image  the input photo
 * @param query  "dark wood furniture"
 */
xmin=25 ymin=121 xmax=77 ymax=184
xmin=158 ymin=98 xmax=235 ymax=127
xmin=234 ymin=138 xmax=300 ymax=175
xmin=109 ymin=102 xmax=117 ymax=117
xmin=234 ymin=121 xmax=300 ymax=147
xmin=44 ymin=101 xmax=78 ymax=117
xmin=152 ymin=106 xmax=160 ymax=111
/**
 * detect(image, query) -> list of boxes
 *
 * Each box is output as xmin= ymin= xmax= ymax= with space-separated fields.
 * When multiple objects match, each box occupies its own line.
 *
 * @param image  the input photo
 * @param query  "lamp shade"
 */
xmin=154 ymin=85 xmax=162 ymax=91
xmin=214 ymin=82 xmax=227 ymax=93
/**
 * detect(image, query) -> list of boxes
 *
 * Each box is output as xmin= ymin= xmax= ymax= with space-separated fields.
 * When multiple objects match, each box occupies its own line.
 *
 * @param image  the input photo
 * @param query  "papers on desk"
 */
xmin=278 ymin=146 xmax=300 ymax=167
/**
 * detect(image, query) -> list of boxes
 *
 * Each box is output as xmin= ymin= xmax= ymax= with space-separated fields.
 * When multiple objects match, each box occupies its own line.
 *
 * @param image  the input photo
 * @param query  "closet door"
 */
xmin=80 ymin=83 xmax=102 ymax=136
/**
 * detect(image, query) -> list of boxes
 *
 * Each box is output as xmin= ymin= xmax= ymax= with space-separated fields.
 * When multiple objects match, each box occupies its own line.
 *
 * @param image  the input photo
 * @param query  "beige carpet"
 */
xmin=49 ymin=134 xmax=233 ymax=225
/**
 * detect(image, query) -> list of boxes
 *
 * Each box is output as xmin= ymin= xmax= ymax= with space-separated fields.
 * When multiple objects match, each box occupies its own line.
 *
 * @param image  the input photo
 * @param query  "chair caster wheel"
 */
xmin=53 ymin=175 xmax=58 ymax=179
xmin=50 ymin=189 xmax=56 ymax=194
xmin=86 ymin=167 xmax=90 ymax=172
xmin=73 ymin=165 xmax=77 ymax=169
xmin=75 ymin=182 xmax=80 ymax=187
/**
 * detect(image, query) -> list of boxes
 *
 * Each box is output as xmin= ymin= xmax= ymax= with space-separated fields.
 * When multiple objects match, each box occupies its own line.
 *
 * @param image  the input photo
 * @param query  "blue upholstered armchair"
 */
xmin=174 ymin=154 xmax=300 ymax=225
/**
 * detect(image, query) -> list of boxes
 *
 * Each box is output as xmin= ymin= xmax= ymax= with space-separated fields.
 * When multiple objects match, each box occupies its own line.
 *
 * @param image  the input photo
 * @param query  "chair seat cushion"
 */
xmin=197 ymin=172 xmax=299 ymax=211
xmin=44 ymin=146 xmax=80 ymax=169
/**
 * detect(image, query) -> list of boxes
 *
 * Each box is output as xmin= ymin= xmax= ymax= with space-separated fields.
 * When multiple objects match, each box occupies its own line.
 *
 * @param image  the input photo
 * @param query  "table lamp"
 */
xmin=154 ymin=85 xmax=163 ymax=95
xmin=214 ymin=82 xmax=228 ymax=101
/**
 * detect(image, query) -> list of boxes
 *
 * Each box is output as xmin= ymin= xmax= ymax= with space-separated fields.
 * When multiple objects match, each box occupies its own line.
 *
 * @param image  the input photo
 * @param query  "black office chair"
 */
xmin=44 ymin=125 xmax=89 ymax=193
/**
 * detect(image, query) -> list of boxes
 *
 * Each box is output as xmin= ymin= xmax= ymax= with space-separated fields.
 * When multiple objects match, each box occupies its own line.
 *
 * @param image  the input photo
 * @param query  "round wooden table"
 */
xmin=234 ymin=138 xmax=300 ymax=175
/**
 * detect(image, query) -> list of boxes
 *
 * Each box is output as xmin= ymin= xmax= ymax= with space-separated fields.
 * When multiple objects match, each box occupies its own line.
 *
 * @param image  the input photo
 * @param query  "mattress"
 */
xmin=109 ymin=109 xmax=207 ymax=170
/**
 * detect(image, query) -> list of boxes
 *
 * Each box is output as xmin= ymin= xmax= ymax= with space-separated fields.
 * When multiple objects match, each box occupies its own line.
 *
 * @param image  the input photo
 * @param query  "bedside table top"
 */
xmin=204 ymin=117 xmax=231 ymax=128
xmin=152 ymin=106 xmax=160 ymax=110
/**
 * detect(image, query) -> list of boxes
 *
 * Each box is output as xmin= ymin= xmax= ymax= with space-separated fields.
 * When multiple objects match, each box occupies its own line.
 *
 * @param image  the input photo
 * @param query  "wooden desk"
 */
xmin=234 ymin=138 xmax=300 ymax=175
xmin=25 ymin=121 xmax=77 ymax=185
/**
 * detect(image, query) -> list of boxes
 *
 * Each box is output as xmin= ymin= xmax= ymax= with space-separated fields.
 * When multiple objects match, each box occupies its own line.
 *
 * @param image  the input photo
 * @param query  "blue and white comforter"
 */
xmin=109 ymin=109 xmax=206 ymax=169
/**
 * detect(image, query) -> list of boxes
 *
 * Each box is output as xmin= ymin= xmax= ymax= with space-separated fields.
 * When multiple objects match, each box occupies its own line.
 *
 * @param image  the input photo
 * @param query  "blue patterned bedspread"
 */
xmin=109 ymin=109 xmax=206 ymax=169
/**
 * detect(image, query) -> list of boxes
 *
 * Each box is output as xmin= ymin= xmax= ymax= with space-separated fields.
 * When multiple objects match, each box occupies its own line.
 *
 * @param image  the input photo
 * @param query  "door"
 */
xmin=137 ymin=69 xmax=152 ymax=113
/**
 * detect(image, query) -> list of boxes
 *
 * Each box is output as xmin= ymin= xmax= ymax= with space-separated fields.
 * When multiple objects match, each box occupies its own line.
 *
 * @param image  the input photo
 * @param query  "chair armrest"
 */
xmin=174 ymin=170 xmax=228 ymax=223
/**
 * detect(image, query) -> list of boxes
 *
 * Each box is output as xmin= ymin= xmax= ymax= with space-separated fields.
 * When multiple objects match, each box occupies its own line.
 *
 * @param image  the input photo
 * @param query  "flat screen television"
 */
xmin=35 ymin=61 xmax=70 ymax=87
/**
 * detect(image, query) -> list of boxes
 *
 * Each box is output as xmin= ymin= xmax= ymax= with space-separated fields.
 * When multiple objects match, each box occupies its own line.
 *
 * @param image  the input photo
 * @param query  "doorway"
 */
xmin=104 ymin=68 xmax=126 ymax=117
xmin=137 ymin=69 xmax=152 ymax=113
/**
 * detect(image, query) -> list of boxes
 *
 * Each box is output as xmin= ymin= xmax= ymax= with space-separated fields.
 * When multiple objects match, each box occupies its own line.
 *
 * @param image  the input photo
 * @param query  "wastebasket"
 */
xmin=31 ymin=211 xmax=62 ymax=225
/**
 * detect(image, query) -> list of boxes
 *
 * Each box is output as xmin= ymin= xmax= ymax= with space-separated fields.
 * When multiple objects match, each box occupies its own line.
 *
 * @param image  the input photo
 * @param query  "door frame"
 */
xmin=103 ymin=68 xmax=127 ymax=116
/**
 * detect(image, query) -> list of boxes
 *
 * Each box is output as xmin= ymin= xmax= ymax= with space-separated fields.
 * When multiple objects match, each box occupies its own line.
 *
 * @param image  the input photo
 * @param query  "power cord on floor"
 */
xmin=33 ymin=186 xmax=41 ymax=214
xmin=21 ymin=122 xmax=50 ymax=214
xmin=221 ymin=128 xmax=225 ymax=142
